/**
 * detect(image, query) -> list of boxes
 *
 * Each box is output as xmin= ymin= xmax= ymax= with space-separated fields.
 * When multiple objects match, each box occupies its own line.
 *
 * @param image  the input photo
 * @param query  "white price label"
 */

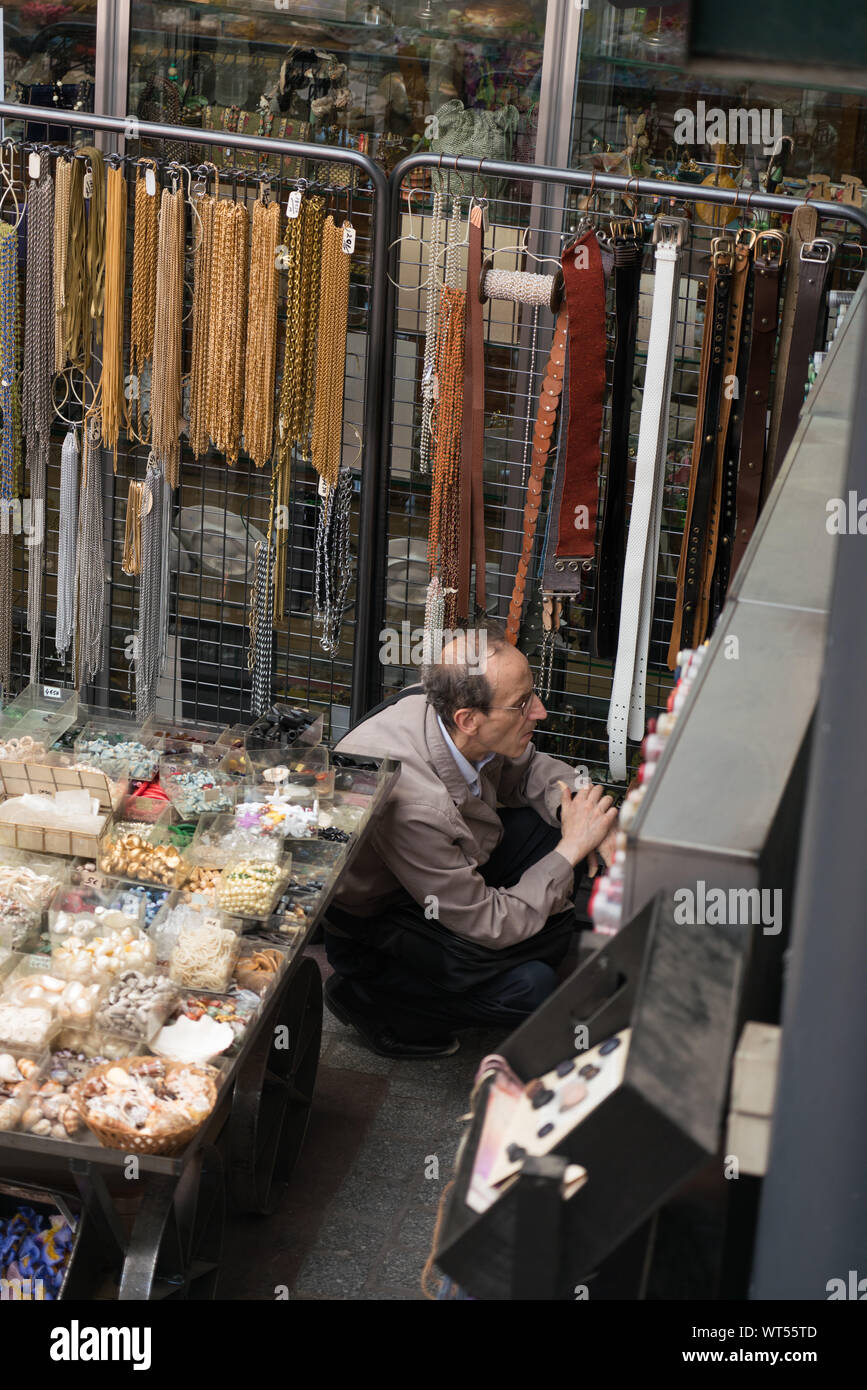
xmin=191 ymin=742 xmax=205 ymax=755
xmin=342 ymin=223 xmax=356 ymax=255
xmin=145 ymin=167 xmax=157 ymax=197
xmin=28 ymin=152 xmax=41 ymax=180
xmin=286 ymin=189 xmax=302 ymax=219
xmin=83 ymin=171 xmax=93 ymax=200
xmin=318 ymin=475 xmax=330 ymax=498
xmin=42 ymin=685 xmax=62 ymax=700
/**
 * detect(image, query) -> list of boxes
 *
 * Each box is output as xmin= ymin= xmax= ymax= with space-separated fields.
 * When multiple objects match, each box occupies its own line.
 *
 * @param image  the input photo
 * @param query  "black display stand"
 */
xmin=435 ymin=891 xmax=788 ymax=1300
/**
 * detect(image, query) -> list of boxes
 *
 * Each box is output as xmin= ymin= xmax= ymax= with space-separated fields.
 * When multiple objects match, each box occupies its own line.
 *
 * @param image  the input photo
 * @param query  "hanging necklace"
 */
xmin=53 ymin=156 xmax=71 ymax=371
xmin=135 ymin=455 xmax=165 ymax=718
xmin=151 ymin=185 xmax=185 ymax=487
xmin=272 ymin=192 xmax=325 ymax=620
xmin=75 ymin=412 xmax=105 ymax=687
xmin=0 ymin=219 xmax=21 ymax=692
xmin=23 ymin=161 xmax=54 ymax=686
xmin=129 ymin=161 xmax=159 ymax=440
xmin=101 ymin=162 xmax=127 ymax=458
xmin=242 ymin=191 xmax=281 ymax=468
xmin=311 ymin=215 xmax=351 ymax=490
xmin=419 ymin=186 xmax=443 ymax=476
xmin=122 ymin=479 xmax=143 ymax=576
xmin=208 ymin=193 xmax=248 ymax=465
xmin=56 ymin=426 xmax=79 ymax=661
xmin=188 ymin=182 xmax=215 ymax=459
xmin=248 ymin=537 xmax=274 ymax=715
xmin=314 ymin=464 xmax=353 ymax=656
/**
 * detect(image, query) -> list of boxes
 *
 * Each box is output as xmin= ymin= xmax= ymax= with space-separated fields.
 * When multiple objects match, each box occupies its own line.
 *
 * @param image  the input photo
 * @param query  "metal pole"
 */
xmin=389 ymin=152 xmax=867 ymax=238
xmin=750 ymin=307 xmax=867 ymax=1299
xmin=0 ymin=101 xmax=389 ymax=725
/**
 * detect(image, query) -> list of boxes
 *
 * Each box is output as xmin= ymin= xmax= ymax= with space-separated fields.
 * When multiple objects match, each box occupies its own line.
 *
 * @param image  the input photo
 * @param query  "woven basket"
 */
xmin=70 ymin=1057 xmax=217 ymax=1156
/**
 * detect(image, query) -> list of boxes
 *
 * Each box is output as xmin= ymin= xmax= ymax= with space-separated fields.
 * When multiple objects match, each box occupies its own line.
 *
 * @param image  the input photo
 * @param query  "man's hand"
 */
xmin=554 ymin=780 xmax=617 ymax=869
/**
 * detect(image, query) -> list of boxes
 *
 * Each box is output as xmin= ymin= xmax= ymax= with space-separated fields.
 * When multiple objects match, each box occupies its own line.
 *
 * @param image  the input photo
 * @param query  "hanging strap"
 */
xmin=608 ymin=218 xmax=685 ymax=782
xmin=696 ymin=235 xmax=752 ymax=641
xmin=668 ymin=243 xmax=733 ymax=664
xmin=458 ymin=204 xmax=487 ymax=619
xmin=556 ymin=229 xmax=606 ymax=561
xmin=591 ymin=226 xmax=644 ymax=660
xmin=729 ymin=230 xmax=786 ymax=579
xmin=505 ymin=305 xmax=569 ymax=645
xmin=763 ymin=203 xmax=818 ymax=496
xmin=770 ymin=235 xmax=835 ymax=479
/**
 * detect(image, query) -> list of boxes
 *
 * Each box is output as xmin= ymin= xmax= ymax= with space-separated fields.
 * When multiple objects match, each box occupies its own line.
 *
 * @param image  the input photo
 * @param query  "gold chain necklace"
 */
xmin=311 ymin=215 xmax=351 ymax=490
xmin=101 ymin=162 xmax=127 ymax=458
xmin=189 ymin=188 xmax=215 ymax=458
xmin=151 ymin=185 xmax=185 ymax=488
xmin=208 ymin=194 xmax=248 ymax=465
xmin=242 ymin=194 xmax=281 ymax=468
xmin=129 ymin=162 xmax=159 ymax=440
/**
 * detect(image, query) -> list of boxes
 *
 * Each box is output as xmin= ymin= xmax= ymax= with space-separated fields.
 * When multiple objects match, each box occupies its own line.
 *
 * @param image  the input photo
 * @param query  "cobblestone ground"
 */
xmin=218 ymin=945 xmax=501 ymax=1301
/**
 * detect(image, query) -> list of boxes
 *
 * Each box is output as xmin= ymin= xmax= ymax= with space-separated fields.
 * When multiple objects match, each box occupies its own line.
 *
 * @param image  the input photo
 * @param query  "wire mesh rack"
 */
xmin=0 ymin=105 xmax=388 ymax=744
xmin=377 ymin=154 xmax=866 ymax=788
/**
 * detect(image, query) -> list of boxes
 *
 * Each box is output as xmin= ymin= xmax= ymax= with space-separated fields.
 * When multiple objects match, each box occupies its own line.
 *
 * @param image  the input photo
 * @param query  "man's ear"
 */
xmin=452 ymin=707 xmax=480 ymax=738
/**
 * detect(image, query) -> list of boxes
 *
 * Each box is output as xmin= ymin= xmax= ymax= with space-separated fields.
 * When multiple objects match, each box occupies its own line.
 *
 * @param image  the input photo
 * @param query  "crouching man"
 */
xmin=324 ymin=625 xmax=617 ymax=1058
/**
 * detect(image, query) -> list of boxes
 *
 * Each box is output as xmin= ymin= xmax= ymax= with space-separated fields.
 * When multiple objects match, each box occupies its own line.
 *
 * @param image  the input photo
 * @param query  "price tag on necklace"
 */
xmin=83 ymin=171 xmax=93 ymax=200
xmin=286 ymin=189 xmax=302 ymax=219
xmin=318 ymin=475 xmax=331 ymax=499
xmin=28 ymin=152 xmax=41 ymax=180
xmin=145 ymin=166 xmax=157 ymax=198
xmin=342 ymin=223 xmax=356 ymax=255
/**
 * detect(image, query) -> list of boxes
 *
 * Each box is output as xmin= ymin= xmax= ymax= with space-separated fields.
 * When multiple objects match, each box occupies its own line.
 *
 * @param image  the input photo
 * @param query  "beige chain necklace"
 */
xmin=242 ymin=194 xmax=280 ymax=468
xmin=311 ymin=215 xmax=351 ymax=490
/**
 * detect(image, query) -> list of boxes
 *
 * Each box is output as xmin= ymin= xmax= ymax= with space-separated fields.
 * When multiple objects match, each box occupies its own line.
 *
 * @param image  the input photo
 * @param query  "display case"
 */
xmin=126 ymin=0 xmax=549 ymax=171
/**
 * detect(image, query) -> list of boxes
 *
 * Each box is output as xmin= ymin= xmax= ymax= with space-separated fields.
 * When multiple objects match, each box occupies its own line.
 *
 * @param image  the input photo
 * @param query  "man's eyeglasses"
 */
xmin=488 ymin=687 xmax=538 ymax=720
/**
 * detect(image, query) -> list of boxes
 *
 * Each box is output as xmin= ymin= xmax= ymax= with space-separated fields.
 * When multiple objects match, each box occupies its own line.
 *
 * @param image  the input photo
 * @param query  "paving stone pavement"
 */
xmin=218 ymin=946 xmax=502 ymax=1300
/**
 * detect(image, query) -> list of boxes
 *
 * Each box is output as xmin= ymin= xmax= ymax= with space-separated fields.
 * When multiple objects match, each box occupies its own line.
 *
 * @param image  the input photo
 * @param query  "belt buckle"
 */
xmin=651 ymin=215 xmax=687 ymax=247
xmin=800 ymin=237 xmax=835 ymax=264
xmin=736 ymin=227 xmax=757 ymax=250
xmin=711 ymin=233 xmax=735 ymax=267
xmin=755 ymin=229 xmax=786 ymax=264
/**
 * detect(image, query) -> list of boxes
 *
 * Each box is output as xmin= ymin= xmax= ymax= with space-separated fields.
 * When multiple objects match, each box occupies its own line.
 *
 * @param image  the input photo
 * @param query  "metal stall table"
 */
xmin=0 ymin=749 xmax=398 ymax=1300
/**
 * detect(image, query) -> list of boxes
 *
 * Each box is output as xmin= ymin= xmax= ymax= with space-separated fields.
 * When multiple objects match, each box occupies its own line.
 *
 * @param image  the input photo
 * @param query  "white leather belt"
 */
xmin=608 ymin=218 xmax=687 ymax=783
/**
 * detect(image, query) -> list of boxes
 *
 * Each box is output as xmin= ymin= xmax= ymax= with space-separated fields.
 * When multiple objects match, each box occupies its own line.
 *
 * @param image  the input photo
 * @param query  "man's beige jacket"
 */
xmin=333 ymin=691 xmax=578 ymax=950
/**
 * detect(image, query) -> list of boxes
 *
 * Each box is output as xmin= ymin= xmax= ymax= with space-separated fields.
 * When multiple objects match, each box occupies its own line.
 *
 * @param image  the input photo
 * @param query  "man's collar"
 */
xmin=435 ymin=715 xmax=494 ymax=793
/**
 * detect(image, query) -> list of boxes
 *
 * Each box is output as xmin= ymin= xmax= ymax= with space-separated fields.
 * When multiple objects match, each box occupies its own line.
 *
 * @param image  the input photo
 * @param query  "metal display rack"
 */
xmin=0 ymin=102 xmax=389 ymax=736
xmin=0 ymin=749 xmax=399 ymax=1300
xmin=371 ymin=151 xmax=867 ymax=785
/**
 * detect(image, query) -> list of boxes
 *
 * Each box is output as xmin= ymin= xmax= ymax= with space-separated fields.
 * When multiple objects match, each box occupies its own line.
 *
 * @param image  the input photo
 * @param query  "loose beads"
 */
xmin=217 ymin=861 xmax=283 ymax=917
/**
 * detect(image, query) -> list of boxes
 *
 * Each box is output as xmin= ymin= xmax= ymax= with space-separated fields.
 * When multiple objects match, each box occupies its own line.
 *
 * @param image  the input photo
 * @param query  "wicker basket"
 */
xmin=70 ymin=1057 xmax=217 ymax=1156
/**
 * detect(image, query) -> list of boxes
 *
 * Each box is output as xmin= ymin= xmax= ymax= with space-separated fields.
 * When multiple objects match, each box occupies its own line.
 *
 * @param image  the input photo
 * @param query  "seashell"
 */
xmin=31 ymin=1118 xmax=52 ymax=1135
xmin=0 ymin=1054 xmax=23 ymax=1082
xmin=105 ymin=1066 xmax=130 ymax=1087
xmin=17 ymin=1058 xmax=39 ymax=1079
xmin=38 ymin=1080 xmax=64 ymax=1096
xmin=20 ymin=1105 xmax=40 ymax=1129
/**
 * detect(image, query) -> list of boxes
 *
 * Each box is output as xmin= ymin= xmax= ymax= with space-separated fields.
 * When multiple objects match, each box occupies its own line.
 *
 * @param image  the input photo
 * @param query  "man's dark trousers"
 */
xmin=324 ymin=807 xmax=580 ymax=1040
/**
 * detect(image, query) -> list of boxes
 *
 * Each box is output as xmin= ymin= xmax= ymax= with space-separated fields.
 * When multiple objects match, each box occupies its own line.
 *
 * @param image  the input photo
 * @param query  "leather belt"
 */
xmin=763 ymin=203 xmax=817 ymax=499
xmin=608 ymin=216 xmax=686 ymax=782
xmin=730 ymin=229 xmax=786 ymax=579
xmin=540 ymin=343 xmax=582 ymax=594
xmin=556 ymin=229 xmax=606 ymax=561
xmin=591 ymin=223 xmax=644 ymax=661
xmin=458 ymin=204 xmax=487 ymax=619
xmin=667 ymin=241 xmax=732 ymax=664
xmin=710 ymin=230 xmax=756 ymax=619
xmin=696 ymin=233 xmax=751 ymax=642
xmin=770 ymin=235 xmax=835 ymax=477
xmin=505 ymin=304 xmax=569 ymax=645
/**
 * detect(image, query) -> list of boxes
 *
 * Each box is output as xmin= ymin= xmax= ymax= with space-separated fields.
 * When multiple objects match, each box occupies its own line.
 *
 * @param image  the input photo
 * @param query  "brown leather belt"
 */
xmin=591 ymin=224 xmax=644 ymax=660
xmin=770 ymin=235 xmax=835 ymax=478
xmin=696 ymin=232 xmax=751 ymax=641
xmin=556 ymin=229 xmax=606 ymax=561
xmin=730 ymin=229 xmax=786 ymax=579
xmin=458 ymin=204 xmax=487 ymax=619
xmin=505 ymin=304 xmax=569 ymax=646
xmin=763 ymin=203 xmax=817 ymax=500
xmin=667 ymin=242 xmax=732 ymax=665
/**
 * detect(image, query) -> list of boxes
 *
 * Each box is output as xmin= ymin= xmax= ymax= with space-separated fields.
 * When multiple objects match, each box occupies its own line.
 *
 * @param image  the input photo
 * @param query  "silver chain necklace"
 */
xmin=135 ymin=456 xmax=165 ymax=718
xmin=74 ymin=414 xmax=105 ymax=686
xmin=313 ymin=466 xmax=353 ymax=656
xmin=23 ymin=166 xmax=55 ymax=684
xmin=56 ymin=427 xmax=79 ymax=661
